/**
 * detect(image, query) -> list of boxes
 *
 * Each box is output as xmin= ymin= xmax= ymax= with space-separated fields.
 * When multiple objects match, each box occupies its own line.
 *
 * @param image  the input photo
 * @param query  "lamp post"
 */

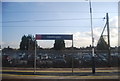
xmin=87 ymin=0 xmax=95 ymax=74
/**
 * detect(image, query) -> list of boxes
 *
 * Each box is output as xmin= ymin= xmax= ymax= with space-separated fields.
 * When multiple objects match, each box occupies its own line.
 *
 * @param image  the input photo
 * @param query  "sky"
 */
xmin=1 ymin=1 xmax=119 ymax=48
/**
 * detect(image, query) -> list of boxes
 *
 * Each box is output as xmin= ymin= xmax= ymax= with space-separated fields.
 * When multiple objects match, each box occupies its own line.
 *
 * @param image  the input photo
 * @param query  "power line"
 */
xmin=1 ymin=18 xmax=104 ymax=23
xmin=2 ymin=26 xmax=92 ymax=27
xmin=2 ymin=26 xmax=117 ymax=28
xmin=3 ymin=11 xmax=118 ymax=13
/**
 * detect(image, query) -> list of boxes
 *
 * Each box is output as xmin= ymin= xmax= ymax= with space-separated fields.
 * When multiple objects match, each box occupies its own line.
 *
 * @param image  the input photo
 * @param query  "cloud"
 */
xmin=2 ymin=26 xmax=118 ymax=49
xmin=2 ymin=26 xmax=118 ymax=48
xmin=73 ymin=32 xmax=91 ymax=47
xmin=37 ymin=40 xmax=54 ymax=48
xmin=110 ymin=16 xmax=118 ymax=28
xmin=2 ymin=15 xmax=118 ymax=48
xmin=2 ymin=41 xmax=19 ymax=49
xmin=110 ymin=27 xmax=118 ymax=46
xmin=65 ymin=23 xmax=118 ymax=48
xmin=109 ymin=16 xmax=118 ymax=46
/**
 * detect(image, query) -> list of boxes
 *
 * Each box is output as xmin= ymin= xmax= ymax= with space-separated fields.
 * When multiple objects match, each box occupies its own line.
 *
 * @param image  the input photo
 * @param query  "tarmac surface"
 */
xmin=1 ymin=67 xmax=120 ymax=81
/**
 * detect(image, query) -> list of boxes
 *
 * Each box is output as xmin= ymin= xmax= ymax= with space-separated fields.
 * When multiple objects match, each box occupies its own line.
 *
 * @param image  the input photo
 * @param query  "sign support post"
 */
xmin=72 ymin=34 xmax=74 ymax=75
xmin=34 ymin=40 xmax=37 ymax=74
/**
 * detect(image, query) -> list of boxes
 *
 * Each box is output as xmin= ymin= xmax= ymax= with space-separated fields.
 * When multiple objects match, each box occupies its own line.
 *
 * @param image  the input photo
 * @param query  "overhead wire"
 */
xmin=1 ymin=18 xmax=104 ymax=23
xmin=2 ymin=25 xmax=117 ymax=28
xmin=3 ymin=11 xmax=118 ymax=13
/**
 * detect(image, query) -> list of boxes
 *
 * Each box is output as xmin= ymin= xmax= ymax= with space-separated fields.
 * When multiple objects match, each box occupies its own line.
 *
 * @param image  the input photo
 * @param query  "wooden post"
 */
xmin=106 ymin=13 xmax=111 ymax=66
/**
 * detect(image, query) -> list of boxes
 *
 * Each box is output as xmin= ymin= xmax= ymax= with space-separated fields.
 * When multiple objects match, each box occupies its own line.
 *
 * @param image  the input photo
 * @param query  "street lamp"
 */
xmin=87 ymin=0 xmax=95 ymax=74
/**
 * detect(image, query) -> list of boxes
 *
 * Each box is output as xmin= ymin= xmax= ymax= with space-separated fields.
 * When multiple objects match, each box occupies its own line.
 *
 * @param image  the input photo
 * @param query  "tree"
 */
xmin=97 ymin=36 xmax=108 ymax=50
xmin=20 ymin=35 xmax=37 ymax=50
xmin=54 ymin=39 xmax=65 ymax=50
xmin=20 ymin=35 xmax=27 ymax=50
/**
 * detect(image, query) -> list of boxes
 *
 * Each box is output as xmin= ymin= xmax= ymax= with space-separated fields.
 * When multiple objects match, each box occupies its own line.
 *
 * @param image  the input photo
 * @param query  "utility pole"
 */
xmin=88 ymin=0 xmax=95 ymax=74
xmin=106 ymin=13 xmax=111 ymax=66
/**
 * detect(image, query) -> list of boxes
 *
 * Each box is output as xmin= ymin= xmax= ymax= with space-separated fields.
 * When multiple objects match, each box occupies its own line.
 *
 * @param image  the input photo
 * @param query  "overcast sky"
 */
xmin=1 ymin=1 xmax=118 ymax=48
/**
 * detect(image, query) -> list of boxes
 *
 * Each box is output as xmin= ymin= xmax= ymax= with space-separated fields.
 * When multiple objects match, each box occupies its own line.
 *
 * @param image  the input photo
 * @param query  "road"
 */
xmin=1 ymin=67 xmax=120 ymax=81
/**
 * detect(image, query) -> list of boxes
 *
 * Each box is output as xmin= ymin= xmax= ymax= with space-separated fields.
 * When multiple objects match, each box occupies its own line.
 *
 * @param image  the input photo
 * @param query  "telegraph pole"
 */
xmin=106 ymin=13 xmax=111 ymax=66
xmin=88 ymin=0 xmax=95 ymax=74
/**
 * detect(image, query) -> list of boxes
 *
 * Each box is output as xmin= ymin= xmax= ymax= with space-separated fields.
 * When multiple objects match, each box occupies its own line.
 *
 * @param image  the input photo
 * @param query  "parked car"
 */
xmin=53 ymin=56 xmax=66 ymax=68
xmin=2 ymin=54 xmax=13 ymax=66
xmin=82 ymin=54 xmax=92 ymax=62
xmin=11 ymin=53 xmax=28 ymax=67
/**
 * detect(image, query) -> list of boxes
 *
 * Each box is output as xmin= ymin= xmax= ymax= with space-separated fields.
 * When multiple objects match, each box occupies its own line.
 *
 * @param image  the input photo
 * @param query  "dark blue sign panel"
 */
xmin=36 ymin=34 xmax=73 ymax=40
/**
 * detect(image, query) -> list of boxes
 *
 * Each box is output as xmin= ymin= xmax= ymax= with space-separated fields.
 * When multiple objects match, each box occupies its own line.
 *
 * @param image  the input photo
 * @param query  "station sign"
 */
xmin=35 ymin=34 xmax=73 ymax=40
